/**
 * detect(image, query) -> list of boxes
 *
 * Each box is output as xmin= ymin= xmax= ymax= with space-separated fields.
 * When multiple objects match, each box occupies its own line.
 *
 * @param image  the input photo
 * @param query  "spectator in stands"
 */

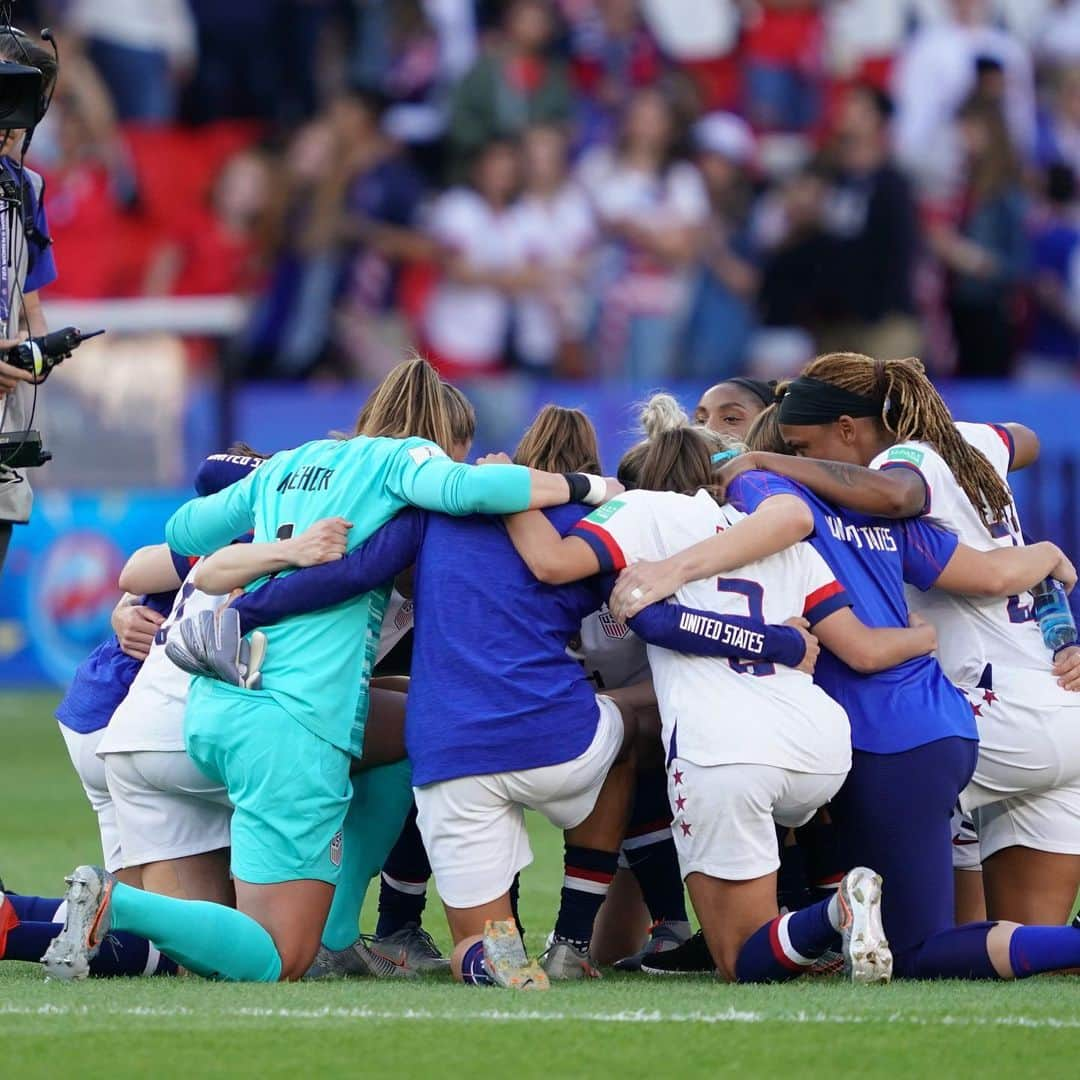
xmin=755 ymin=163 xmax=842 ymax=372
xmin=682 ymin=111 xmax=760 ymax=380
xmin=929 ymin=96 xmax=1029 ymax=377
xmin=1021 ymin=162 xmax=1080 ymax=380
xmin=35 ymin=45 xmax=139 ymax=298
xmin=422 ymin=138 xmax=537 ymax=376
xmin=1036 ymin=65 xmax=1080 ymax=181
xmin=448 ymin=0 xmax=572 ymax=178
xmin=638 ymin=0 xmax=740 ymax=112
xmin=567 ymin=0 xmax=664 ymax=152
xmin=577 ymin=87 xmax=709 ymax=379
xmin=893 ymin=0 xmax=1035 ymax=198
xmin=740 ymin=0 xmax=825 ymax=133
xmin=67 ymin=0 xmax=196 ymax=124
xmin=824 ymin=0 xmax=909 ymax=93
xmin=1034 ymin=0 xmax=1080 ymax=66
xmin=819 ymin=84 xmax=921 ymax=360
xmin=142 ymin=147 xmax=273 ymax=298
xmin=510 ymin=123 xmax=597 ymax=374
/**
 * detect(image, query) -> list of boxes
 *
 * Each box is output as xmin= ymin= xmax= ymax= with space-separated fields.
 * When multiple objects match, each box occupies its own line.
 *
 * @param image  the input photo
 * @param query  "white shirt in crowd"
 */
xmin=580 ymin=489 xmax=852 ymax=776
xmin=510 ymin=183 xmax=596 ymax=367
xmin=638 ymin=0 xmax=740 ymax=61
xmin=892 ymin=13 xmax=1036 ymax=196
xmin=68 ymin=0 xmax=197 ymax=66
xmin=423 ymin=188 xmax=526 ymax=369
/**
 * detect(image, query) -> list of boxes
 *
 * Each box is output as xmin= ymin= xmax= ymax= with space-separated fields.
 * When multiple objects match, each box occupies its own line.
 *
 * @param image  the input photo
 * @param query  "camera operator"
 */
xmin=0 ymin=32 xmax=57 ymax=574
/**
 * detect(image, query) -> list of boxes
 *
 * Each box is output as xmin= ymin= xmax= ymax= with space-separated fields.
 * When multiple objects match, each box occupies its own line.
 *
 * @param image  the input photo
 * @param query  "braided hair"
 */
xmin=802 ymin=352 xmax=1015 ymax=532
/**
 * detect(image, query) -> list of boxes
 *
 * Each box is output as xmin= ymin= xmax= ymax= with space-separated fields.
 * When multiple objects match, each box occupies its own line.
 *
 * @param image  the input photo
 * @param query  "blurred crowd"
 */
xmin=23 ymin=0 xmax=1080 ymax=382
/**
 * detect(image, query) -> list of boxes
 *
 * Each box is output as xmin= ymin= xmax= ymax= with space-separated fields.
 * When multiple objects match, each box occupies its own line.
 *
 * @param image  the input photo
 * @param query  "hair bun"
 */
xmin=638 ymin=393 xmax=689 ymax=440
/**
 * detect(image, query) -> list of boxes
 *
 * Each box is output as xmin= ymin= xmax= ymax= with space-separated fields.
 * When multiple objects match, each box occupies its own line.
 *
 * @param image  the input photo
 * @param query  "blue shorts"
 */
xmin=185 ymin=683 xmax=352 ymax=885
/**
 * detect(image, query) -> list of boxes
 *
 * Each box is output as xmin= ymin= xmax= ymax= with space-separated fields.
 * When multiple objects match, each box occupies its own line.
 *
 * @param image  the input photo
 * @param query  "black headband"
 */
xmin=777 ymin=376 xmax=882 ymax=426
xmin=727 ymin=376 xmax=776 ymax=408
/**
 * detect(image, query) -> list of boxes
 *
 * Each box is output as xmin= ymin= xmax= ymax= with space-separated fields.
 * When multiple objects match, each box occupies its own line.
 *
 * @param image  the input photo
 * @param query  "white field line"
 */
xmin=2 ymin=1003 xmax=1080 ymax=1030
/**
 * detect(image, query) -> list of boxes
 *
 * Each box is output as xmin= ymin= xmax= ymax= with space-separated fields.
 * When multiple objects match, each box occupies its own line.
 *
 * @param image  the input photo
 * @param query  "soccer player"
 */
xmin=609 ymin=390 xmax=1080 ymax=982
xmin=694 ymin=377 xmax=775 ymax=438
xmin=706 ymin=353 xmax=1080 ymax=928
xmin=42 ymin=357 xmax=623 ymax=984
xmin=173 ymin=408 xmax=813 ymax=988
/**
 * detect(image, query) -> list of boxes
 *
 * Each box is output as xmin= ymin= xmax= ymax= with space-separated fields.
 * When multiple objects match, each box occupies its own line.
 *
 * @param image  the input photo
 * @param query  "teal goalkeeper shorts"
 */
xmin=185 ymin=683 xmax=352 ymax=885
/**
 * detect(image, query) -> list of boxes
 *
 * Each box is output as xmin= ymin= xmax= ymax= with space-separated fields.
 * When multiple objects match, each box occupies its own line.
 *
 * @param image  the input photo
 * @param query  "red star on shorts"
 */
xmin=971 ymin=702 xmax=983 ymax=717
xmin=673 ymin=769 xmax=684 ymax=786
xmin=680 ymin=821 xmax=692 ymax=837
xmin=982 ymin=690 xmax=998 ymax=705
xmin=675 ymin=794 xmax=687 ymax=812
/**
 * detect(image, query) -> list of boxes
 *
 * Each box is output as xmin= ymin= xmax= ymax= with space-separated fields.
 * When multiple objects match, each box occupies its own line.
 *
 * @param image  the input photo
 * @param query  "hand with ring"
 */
xmin=609 ymin=558 xmax=687 ymax=619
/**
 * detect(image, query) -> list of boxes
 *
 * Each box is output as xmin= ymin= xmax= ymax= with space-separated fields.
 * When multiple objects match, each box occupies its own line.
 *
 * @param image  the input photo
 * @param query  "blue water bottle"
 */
xmin=1030 ymin=578 xmax=1079 ymax=654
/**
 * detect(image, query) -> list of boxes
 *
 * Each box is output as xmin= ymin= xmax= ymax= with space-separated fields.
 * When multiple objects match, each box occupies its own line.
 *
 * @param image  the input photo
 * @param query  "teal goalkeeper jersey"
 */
xmin=165 ymin=435 xmax=535 ymax=755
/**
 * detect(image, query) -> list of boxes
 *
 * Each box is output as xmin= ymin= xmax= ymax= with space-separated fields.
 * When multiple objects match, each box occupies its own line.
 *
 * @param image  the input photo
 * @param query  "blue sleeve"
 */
xmin=165 ymin=470 xmax=258 ymax=555
xmin=386 ymin=442 xmax=535 ymax=516
xmin=169 ymin=549 xmax=194 ymax=582
xmin=899 ymin=518 xmax=960 ymax=591
xmin=232 ymin=510 xmax=423 ymax=633
xmin=728 ymin=471 xmax=809 ymax=519
xmin=627 ymin=602 xmax=807 ymax=668
xmin=25 ymin=197 xmax=57 ymax=292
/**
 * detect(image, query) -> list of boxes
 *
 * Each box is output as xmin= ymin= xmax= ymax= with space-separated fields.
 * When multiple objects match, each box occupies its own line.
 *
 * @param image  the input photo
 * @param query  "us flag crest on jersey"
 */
xmin=598 ymin=610 xmax=629 ymax=639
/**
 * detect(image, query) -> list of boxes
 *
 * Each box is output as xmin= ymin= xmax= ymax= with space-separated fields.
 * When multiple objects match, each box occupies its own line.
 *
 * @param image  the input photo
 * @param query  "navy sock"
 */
xmin=1009 ymin=925 xmax=1080 ymax=979
xmin=7 ymin=894 xmax=62 ymax=921
xmin=776 ymin=832 xmax=812 ymax=913
xmin=376 ymin=805 xmax=430 ymax=937
xmin=460 ymin=940 xmax=493 ymax=986
xmin=793 ymin=817 xmax=843 ymax=904
xmin=897 ymin=922 xmax=999 ymax=980
xmin=553 ymin=845 xmax=617 ymax=952
xmin=623 ymin=769 xmax=687 ymax=924
xmin=3 ymin=920 xmax=177 ymax=976
xmin=735 ymin=896 xmax=840 ymax=983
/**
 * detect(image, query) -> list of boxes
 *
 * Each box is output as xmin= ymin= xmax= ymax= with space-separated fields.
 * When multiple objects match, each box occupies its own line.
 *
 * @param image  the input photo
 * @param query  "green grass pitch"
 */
xmin=3 ymin=691 xmax=1080 ymax=1078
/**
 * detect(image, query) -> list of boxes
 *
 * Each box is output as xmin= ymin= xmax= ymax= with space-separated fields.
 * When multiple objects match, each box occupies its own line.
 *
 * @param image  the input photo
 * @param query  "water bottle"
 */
xmin=1030 ymin=578 xmax=1078 ymax=653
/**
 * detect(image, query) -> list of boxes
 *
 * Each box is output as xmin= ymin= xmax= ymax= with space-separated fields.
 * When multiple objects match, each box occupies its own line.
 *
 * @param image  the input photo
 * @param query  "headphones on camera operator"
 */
xmin=0 ymin=11 xmax=103 ymax=472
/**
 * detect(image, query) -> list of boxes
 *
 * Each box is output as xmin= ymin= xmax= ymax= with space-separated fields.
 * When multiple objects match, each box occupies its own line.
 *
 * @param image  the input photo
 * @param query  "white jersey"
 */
xmin=378 ymin=589 xmax=414 ymax=665
xmin=870 ymin=422 xmax=1069 ymax=705
xmin=571 ymin=607 xmax=650 ymax=692
xmin=577 ymin=490 xmax=851 ymax=774
xmin=97 ymin=561 xmax=223 ymax=755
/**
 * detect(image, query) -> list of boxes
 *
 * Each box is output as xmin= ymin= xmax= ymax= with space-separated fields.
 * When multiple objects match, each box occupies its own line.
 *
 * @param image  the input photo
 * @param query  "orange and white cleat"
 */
xmin=837 ymin=866 xmax=892 ymax=985
xmin=40 ymin=866 xmax=115 ymax=981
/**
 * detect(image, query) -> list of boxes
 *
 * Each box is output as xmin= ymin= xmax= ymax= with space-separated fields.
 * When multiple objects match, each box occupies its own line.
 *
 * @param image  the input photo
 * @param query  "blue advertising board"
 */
xmin=0 ymin=491 xmax=185 ymax=687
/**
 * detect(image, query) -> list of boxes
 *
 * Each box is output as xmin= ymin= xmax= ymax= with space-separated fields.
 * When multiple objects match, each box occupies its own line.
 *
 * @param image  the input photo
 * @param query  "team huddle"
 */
xmin=6 ymin=351 xmax=1080 ymax=991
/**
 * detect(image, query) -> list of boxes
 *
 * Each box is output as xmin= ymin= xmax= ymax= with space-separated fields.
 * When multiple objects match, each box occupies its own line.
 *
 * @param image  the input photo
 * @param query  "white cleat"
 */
xmin=837 ymin=866 xmax=892 ymax=985
xmin=41 ymin=866 xmax=115 ymax=982
xmin=481 ymin=919 xmax=549 ymax=991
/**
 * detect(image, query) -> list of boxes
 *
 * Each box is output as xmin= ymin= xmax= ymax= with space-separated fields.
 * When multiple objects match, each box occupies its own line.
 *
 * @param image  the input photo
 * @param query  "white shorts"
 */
xmin=103 ymin=750 xmax=233 ymax=868
xmin=415 ymin=695 xmax=625 ymax=909
xmin=960 ymin=688 xmax=1080 ymax=860
xmin=951 ymin=805 xmax=981 ymax=871
xmin=668 ymin=757 xmax=846 ymax=881
xmin=59 ymin=724 xmax=122 ymax=873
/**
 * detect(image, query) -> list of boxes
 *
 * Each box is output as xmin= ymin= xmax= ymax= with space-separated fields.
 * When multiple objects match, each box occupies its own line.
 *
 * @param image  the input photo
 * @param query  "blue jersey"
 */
xmin=55 ymin=573 xmax=187 ymax=735
xmin=729 ymin=471 xmax=976 ymax=754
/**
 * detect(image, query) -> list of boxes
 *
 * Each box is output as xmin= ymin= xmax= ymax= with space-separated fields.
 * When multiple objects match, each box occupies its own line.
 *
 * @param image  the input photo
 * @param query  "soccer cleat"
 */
xmin=368 ymin=923 xmax=449 ymax=975
xmin=807 ymin=948 xmax=845 ymax=978
xmin=482 ymin=919 xmax=549 ymax=990
xmin=165 ymin=608 xmax=267 ymax=690
xmin=539 ymin=939 xmax=601 ymax=980
xmin=613 ymin=920 xmax=691 ymax=972
xmin=304 ymin=937 xmax=410 ymax=980
xmin=639 ymin=929 xmax=716 ymax=976
xmin=0 ymin=891 xmax=17 ymax=956
xmin=40 ymin=866 xmax=115 ymax=981
xmin=836 ymin=866 xmax=892 ymax=985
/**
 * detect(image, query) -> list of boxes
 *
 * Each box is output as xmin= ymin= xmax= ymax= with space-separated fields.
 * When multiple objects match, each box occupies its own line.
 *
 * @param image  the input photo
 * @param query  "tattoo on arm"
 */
xmin=812 ymin=460 xmax=863 ymax=488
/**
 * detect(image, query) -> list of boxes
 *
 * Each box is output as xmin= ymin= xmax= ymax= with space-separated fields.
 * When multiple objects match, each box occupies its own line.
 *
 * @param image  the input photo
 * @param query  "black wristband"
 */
xmin=563 ymin=473 xmax=591 ymax=503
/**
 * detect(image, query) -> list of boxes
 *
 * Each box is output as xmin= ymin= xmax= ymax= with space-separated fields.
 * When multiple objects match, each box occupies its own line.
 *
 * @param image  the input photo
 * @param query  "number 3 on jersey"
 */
xmin=716 ymin=578 xmax=775 ymax=677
